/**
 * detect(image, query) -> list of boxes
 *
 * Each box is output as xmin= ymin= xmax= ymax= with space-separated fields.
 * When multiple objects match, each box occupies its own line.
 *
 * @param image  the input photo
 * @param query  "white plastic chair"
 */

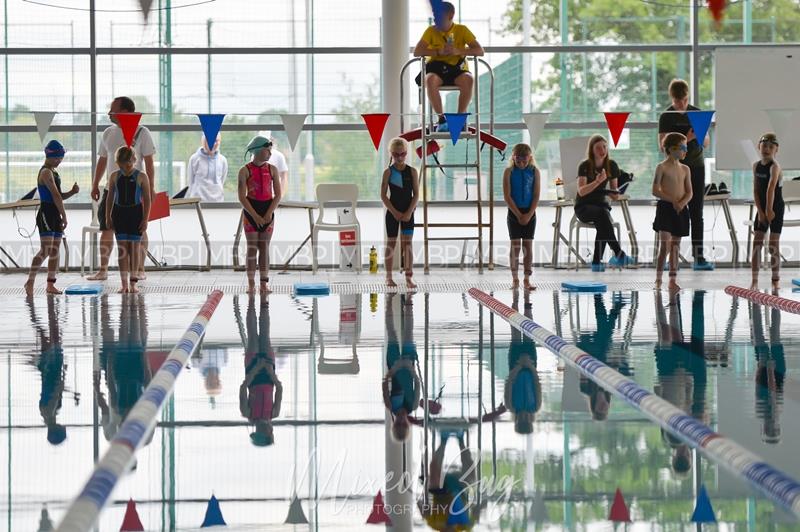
xmin=81 ymin=199 xmax=103 ymax=276
xmin=312 ymin=183 xmax=362 ymax=273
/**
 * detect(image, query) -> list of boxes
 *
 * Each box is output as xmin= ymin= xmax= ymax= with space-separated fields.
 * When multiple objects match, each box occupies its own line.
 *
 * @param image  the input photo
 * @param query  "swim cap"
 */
xmin=44 ymin=140 xmax=66 ymax=159
xmin=245 ymin=135 xmax=272 ymax=154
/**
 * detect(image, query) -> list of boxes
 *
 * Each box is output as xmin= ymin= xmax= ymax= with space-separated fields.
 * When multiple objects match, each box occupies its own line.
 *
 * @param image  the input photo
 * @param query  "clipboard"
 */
xmin=148 ymin=191 xmax=170 ymax=221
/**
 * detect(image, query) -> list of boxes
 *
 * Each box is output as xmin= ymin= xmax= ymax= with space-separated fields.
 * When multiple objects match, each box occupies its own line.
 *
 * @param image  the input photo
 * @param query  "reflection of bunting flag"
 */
xmin=115 ymin=113 xmax=142 ymax=148
xmin=529 ymin=490 xmax=548 ymax=523
xmin=280 ymin=114 xmax=308 ymax=152
xmin=139 ymin=0 xmax=154 ymax=22
xmin=691 ymin=485 xmax=717 ymax=523
xmin=284 ymin=495 xmax=309 ymax=524
xmin=522 ymin=112 xmax=549 ymax=149
xmin=608 ymin=488 xmax=631 ymax=523
xmin=366 ymin=491 xmax=392 ymax=525
xmin=197 ymin=114 xmax=225 ymax=148
xmin=201 ymin=495 xmax=226 ymax=527
xmin=33 ymin=112 xmax=56 ymax=144
xmin=686 ymin=110 xmax=715 ymax=148
xmin=443 ymin=112 xmax=469 ymax=145
xmin=446 ymin=494 xmax=470 ymax=525
xmin=361 ymin=113 xmax=391 ymax=150
xmin=765 ymin=108 xmax=796 ymax=142
xmin=603 ymin=112 xmax=630 ymax=148
xmin=120 ymin=499 xmax=145 ymax=531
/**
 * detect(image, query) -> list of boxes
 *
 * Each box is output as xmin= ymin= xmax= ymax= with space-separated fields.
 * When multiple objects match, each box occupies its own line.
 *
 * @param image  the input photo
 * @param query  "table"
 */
xmin=0 ymin=199 xmax=69 ymax=271
xmin=232 ymin=199 xmax=317 ymax=271
xmin=144 ymin=197 xmax=212 ymax=271
xmin=550 ymin=195 xmax=638 ymax=268
xmin=704 ymin=193 xmax=739 ymax=266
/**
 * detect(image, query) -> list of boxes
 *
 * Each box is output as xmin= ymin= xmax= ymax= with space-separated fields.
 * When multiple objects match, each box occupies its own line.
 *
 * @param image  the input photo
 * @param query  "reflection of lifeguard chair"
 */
xmin=313 ymin=295 xmax=361 ymax=376
xmin=399 ymin=57 xmax=504 ymax=273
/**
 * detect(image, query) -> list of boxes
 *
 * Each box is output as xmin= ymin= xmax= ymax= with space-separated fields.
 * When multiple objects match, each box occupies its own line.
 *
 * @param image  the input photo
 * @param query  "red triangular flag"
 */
xmin=603 ymin=112 xmax=630 ymax=148
xmin=608 ymin=488 xmax=631 ymax=523
xmin=115 ymin=113 xmax=143 ymax=148
xmin=708 ymin=0 xmax=725 ymax=26
xmin=361 ymin=113 xmax=391 ymax=150
xmin=366 ymin=490 xmax=393 ymax=525
xmin=120 ymin=498 xmax=144 ymax=531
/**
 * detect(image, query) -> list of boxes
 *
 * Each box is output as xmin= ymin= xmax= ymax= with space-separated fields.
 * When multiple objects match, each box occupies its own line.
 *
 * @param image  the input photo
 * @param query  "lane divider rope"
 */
xmin=57 ymin=290 xmax=224 ymax=532
xmin=469 ymin=287 xmax=800 ymax=517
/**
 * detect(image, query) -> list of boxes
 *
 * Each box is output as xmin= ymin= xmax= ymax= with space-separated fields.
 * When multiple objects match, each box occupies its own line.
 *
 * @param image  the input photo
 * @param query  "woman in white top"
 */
xmin=188 ymin=134 xmax=228 ymax=202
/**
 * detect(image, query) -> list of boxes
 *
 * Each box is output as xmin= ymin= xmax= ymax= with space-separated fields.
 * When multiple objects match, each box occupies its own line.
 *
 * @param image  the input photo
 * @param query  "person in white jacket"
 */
xmin=187 ymin=134 xmax=228 ymax=202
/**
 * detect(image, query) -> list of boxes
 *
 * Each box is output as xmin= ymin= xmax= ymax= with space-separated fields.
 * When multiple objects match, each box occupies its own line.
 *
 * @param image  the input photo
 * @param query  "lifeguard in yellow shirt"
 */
xmin=413 ymin=1 xmax=485 ymax=132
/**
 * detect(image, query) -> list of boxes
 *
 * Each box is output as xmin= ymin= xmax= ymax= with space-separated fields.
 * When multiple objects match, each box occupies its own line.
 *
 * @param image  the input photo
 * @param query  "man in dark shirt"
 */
xmin=658 ymin=79 xmax=712 ymax=270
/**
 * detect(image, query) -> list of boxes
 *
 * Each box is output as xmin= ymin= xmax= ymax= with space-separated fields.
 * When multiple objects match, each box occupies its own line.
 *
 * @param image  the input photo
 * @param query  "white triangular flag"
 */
xmin=280 ymin=114 xmax=308 ymax=152
xmin=739 ymin=139 xmax=759 ymax=164
xmin=138 ymin=0 xmax=154 ymax=22
xmin=764 ymin=108 xmax=796 ymax=142
xmin=33 ymin=112 xmax=56 ymax=144
xmin=522 ymin=112 xmax=550 ymax=149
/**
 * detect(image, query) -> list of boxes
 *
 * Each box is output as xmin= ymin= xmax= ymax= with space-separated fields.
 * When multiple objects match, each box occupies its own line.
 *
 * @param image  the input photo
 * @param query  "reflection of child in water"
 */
xmin=504 ymin=290 xmax=541 ymax=434
xmin=577 ymin=293 xmax=627 ymax=420
xmin=27 ymin=296 xmax=67 ymax=445
xmin=238 ymin=293 xmax=282 ymax=447
xmin=382 ymin=293 xmax=421 ymax=442
xmin=95 ymin=294 xmax=152 ymax=442
xmin=653 ymin=290 xmax=708 ymax=474
xmin=419 ymin=431 xmax=480 ymax=531
xmin=750 ymin=300 xmax=785 ymax=444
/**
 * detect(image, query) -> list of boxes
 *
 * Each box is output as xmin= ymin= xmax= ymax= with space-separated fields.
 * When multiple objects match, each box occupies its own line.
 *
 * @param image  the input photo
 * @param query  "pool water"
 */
xmin=0 ymin=288 xmax=798 ymax=530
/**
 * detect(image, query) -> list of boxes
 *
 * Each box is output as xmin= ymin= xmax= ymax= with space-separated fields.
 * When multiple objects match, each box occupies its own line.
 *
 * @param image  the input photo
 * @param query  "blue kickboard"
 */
xmin=561 ymin=281 xmax=607 ymax=293
xmin=65 ymin=283 xmax=104 ymax=295
xmin=294 ymin=282 xmax=330 ymax=296
xmin=792 ymin=279 xmax=800 ymax=287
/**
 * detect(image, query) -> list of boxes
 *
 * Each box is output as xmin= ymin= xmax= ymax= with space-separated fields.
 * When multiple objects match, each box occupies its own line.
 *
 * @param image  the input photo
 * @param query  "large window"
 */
xmin=1 ymin=0 xmax=798 ymax=203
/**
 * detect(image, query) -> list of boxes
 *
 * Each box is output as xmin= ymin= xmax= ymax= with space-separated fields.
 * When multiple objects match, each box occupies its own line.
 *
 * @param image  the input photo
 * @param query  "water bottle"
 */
xmin=370 ymin=293 xmax=378 ymax=313
xmin=369 ymin=246 xmax=378 ymax=273
xmin=555 ymin=178 xmax=565 ymax=201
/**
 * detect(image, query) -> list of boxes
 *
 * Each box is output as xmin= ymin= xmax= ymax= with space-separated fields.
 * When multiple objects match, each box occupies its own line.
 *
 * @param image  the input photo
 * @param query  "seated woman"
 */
xmin=574 ymin=135 xmax=634 ymax=271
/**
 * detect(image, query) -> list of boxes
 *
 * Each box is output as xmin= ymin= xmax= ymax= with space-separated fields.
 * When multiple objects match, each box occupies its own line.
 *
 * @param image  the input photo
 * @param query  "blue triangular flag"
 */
xmin=430 ymin=0 xmax=445 ymax=26
xmin=443 ymin=112 xmax=469 ymax=145
xmin=691 ymin=485 xmax=716 ymax=523
xmin=686 ymin=110 xmax=714 ymax=148
xmin=201 ymin=495 xmax=226 ymax=527
xmin=197 ymin=114 xmax=225 ymax=147
xmin=446 ymin=495 xmax=470 ymax=525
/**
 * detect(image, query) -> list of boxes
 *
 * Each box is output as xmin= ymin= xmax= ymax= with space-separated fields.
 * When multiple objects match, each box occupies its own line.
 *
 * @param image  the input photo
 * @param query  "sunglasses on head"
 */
xmin=392 ymin=151 xmax=407 ymax=157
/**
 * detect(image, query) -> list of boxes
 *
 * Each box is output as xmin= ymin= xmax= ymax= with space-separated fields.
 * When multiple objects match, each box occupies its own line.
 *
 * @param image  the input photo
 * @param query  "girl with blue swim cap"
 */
xmin=24 ymin=140 xmax=79 ymax=295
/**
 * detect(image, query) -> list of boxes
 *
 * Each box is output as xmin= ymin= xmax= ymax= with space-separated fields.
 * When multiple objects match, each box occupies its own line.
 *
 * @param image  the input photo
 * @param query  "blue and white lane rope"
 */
xmin=56 ymin=290 xmax=224 ymax=532
xmin=469 ymin=288 xmax=800 ymax=517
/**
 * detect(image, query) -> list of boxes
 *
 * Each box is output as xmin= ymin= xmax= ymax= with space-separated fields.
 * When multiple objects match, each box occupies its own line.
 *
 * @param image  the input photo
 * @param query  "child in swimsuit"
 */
xmin=380 ymin=137 xmax=419 ymax=289
xmin=24 ymin=140 xmax=79 ymax=295
xmin=238 ymin=136 xmax=282 ymax=294
xmin=751 ymin=133 xmax=784 ymax=290
xmin=106 ymin=146 xmax=152 ymax=293
xmin=652 ymin=132 xmax=693 ymax=291
xmin=503 ymin=143 xmax=540 ymax=290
